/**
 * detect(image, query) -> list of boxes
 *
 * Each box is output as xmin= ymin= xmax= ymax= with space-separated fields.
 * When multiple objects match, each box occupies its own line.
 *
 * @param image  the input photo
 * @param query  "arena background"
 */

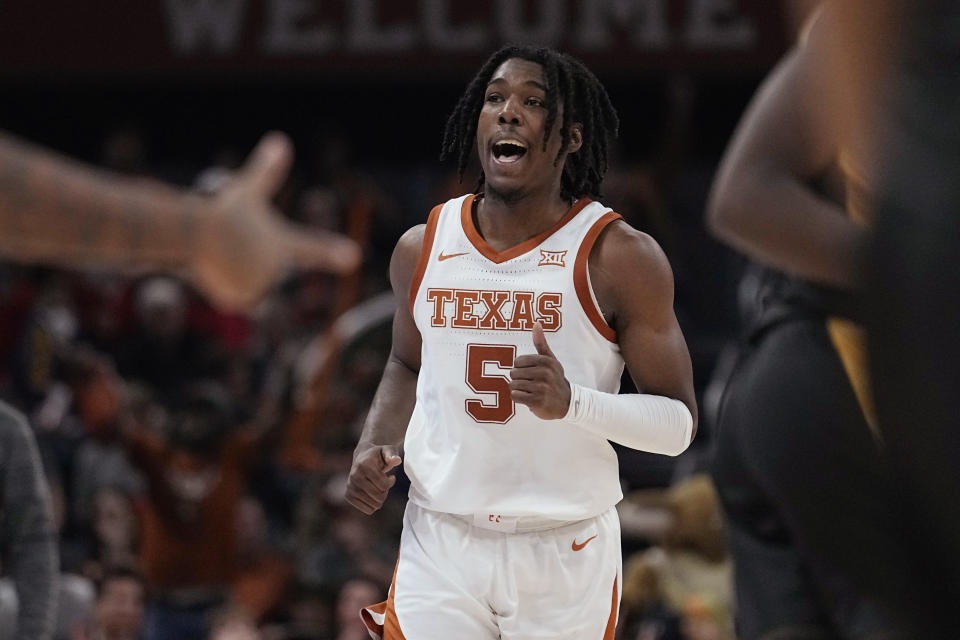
xmin=0 ymin=2 xmax=817 ymax=639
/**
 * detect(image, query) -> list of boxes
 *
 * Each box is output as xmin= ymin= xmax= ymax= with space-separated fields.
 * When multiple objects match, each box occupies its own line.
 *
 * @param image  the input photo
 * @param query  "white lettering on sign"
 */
xmin=164 ymin=0 xmax=248 ymax=55
xmin=162 ymin=0 xmax=759 ymax=57
xmin=576 ymin=0 xmax=669 ymax=49
xmin=346 ymin=0 xmax=416 ymax=53
xmin=422 ymin=0 xmax=488 ymax=51
xmin=496 ymin=0 xmax=565 ymax=47
xmin=684 ymin=0 xmax=756 ymax=48
xmin=261 ymin=0 xmax=337 ymax=54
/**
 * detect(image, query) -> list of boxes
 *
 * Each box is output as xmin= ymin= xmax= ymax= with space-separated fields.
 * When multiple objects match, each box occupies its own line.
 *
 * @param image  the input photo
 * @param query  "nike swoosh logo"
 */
xmin=438 ymin=251 xmax=469 ymax=262
xmin=572 ymin=534 xmax=598 ymax=551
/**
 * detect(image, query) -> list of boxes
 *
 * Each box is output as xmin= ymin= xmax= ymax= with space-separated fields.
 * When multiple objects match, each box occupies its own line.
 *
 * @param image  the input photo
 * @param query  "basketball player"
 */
xmin=824 ymin=0 xmax=960 ymax=634
xmin=706 ymin=6 xmax=912 ymax=638
xmin=0 ymin=131 xmax=360 ymax=312
xmin=345 ymin=45 xmax=697 ymax=639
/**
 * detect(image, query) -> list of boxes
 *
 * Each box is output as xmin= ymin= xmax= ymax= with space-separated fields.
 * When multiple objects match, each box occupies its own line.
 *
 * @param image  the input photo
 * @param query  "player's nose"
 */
xmin=498 ymin=95 xmax=522 ymax=125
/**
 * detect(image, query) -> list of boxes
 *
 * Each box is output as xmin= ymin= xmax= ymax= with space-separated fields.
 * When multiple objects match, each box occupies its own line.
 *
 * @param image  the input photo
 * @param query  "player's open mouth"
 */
xmin=492 ymin=139 xmax=528 ymax=164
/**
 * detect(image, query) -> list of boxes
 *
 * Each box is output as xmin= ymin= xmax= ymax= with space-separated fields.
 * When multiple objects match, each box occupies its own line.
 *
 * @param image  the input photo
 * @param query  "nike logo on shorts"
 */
xmin=572 ymin=534 xmax=598 ymax=551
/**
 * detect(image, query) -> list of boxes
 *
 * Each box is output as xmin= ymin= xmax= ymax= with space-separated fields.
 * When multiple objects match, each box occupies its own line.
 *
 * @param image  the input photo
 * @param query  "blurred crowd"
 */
xmin=0 ymin=72 xmax=746 ymax=640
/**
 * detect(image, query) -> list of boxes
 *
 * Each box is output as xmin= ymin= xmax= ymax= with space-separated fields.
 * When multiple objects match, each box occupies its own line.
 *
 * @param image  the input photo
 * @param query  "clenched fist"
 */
xmin=345 ymin=445 xmax=402 ymax=514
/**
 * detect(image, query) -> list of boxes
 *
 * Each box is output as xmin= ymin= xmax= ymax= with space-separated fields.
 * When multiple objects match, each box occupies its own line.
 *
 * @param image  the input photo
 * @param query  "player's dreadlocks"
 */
xmin=440 ymin=45 xmax=619 ymax=201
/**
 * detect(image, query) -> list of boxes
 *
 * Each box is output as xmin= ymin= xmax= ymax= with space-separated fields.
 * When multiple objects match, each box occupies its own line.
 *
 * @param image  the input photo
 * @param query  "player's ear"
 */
xmin=567 ymin=123 xmax=583 ymax=154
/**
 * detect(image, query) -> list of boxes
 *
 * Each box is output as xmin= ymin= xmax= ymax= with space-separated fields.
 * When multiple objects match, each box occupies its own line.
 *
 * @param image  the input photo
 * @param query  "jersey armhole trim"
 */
xmin=574 ymin=212 xmax=622 ymax=343
xmin=408 ymin=203 xmax=444 ymax=315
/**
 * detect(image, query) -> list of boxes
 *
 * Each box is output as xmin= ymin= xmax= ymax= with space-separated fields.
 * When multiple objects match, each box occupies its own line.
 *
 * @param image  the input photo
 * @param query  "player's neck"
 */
xmin=475 ymin=188 xmax=572 ymax=251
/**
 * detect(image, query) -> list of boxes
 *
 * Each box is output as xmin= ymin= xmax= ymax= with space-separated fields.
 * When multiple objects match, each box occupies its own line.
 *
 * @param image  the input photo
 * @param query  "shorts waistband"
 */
xmin=453 ymin=511 xmax=586 ymax=534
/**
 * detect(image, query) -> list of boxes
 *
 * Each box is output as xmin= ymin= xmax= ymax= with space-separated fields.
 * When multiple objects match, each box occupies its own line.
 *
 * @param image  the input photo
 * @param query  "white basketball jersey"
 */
xmin=404 ymin=194 xmax=626 ymax=521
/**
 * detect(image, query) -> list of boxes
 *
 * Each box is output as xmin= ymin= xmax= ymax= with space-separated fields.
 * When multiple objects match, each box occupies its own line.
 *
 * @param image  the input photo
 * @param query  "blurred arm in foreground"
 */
xmin=0 ymin=131 xmax=361 ymax=312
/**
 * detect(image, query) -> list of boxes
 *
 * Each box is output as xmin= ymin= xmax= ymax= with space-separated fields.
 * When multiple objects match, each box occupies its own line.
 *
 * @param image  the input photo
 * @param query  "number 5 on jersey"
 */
xmin=465 ymin=343 xmax=516 ymax=424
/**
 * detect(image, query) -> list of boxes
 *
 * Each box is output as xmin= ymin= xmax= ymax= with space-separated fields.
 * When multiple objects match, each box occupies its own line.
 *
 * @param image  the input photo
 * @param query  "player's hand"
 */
xmin=510 ymin=322 xmax=571 ymax=420
xmin=345 ymin=444 xmax=402 ymax=515
xmin=191 ymin=132 xmax=362 ymax=312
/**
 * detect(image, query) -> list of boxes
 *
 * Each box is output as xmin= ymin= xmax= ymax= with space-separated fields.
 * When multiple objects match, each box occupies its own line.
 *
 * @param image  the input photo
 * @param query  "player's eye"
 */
xmin=526 ymin=97 xmax=545 ymax=108
xmin=485 ymin=93 xmax=502 ymax=103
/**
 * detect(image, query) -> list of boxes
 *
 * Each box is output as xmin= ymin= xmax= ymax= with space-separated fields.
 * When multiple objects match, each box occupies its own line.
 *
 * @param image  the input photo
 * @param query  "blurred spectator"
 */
xmin=120 ymin=382 xmax=262 ymax=640
xmin=79 ymin=489 xmax=140 ymax=584
xmin=66 ymin=352 xmax=142 ymax=536
xmin=277 ymin=586 xmax=333 ymax=640
xmin=679 ymin=595 xmax=732 ymax=640
xmin=8 ymin=273 xmax=79 ymax=420
xmin=229 ymin=497 xmax=292 ymax=624
xmin=332 ymin=578 xmax=382 ymax=640
xmin=617 ymin=475 xmax=733 ymax=640
xmin=77 ymin=567 xmax=145 ymax=640
xmin=114 ymin=277 xmax=225 ymax=402
xmin=281 ymin=293 xmax=393 ymax=473
xmin=617 ymin=557 xmax=680 ymax=640
xmin=294 ymin=476 xmax=396 ymax=596
xmin=207 ymin=609 xmax=260 ymax=640
xmin=245 ymin=295 xmax=300 ymax=450
xmin=298 ymin=188 xmax=342 ymax=238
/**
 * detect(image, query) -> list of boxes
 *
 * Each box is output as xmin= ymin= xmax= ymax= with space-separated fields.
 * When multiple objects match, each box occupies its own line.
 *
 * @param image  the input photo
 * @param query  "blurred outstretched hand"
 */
xmin=192 ymin=132 xmax=362 ymax=312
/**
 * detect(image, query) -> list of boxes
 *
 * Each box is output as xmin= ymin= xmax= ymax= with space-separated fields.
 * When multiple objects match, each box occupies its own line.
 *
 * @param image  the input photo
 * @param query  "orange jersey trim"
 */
xmin=361 ymin=561 xmax=408 ymax=640
xmin=408 ymin=203 xmax=444 ymax=315
xmin=461 ymin=194 xmax=593 ymax=264
xmin=602 ymin=574 xmax=619 ymax=640
xmin=360 ymin=600 xmax=387 ymax=638
xmin=574 ymin=212 xmax=622 ymax=343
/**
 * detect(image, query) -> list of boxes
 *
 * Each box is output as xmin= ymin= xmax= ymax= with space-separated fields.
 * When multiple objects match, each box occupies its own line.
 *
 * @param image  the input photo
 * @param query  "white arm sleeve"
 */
xmin=564 ymin=382 xmax=694 ymax=456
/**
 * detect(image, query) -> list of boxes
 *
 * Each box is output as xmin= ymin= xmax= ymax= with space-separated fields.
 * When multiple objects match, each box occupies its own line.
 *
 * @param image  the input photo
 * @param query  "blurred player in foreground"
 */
xmin=346 ymin=45 xmax=696 ymax=639
xmin=707 ymin=4 xmax=914 ymax=638
xmin=822 ymin=0 xmax=960 ymax=634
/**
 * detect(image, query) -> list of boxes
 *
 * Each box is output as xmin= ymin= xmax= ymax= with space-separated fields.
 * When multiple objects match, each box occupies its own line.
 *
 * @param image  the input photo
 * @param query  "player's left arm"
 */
xmin=591 ymin=221 xmax=697 ymax=436
xmin=510 ymin=221 xmax=696 ymax=455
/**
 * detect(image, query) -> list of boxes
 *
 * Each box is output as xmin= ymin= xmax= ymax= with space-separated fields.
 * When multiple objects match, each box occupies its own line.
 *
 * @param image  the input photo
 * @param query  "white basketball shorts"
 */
xmin=362 ymin=501 xmax=621 ymax=639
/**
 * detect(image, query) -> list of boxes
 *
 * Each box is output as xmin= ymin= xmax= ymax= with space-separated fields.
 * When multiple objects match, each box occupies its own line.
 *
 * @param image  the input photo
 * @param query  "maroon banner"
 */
xmin=0 ymin=0 xmax=788 ymax=75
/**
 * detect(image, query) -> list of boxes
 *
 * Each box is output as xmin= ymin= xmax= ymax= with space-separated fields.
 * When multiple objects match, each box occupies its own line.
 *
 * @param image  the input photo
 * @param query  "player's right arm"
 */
xmin=706 ymin=11 xmax=869 ymax=290
xmin=345 ymin=225 xmax=424 ymax=515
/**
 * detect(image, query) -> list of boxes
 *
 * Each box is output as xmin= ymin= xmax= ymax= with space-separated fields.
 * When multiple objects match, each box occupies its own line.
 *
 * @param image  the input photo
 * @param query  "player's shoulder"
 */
xmin=594 ymin=217 xmax=671 ymax=276
xmin=391 ymin=224 xmax=426 ymax=285
xmin=396 ymin=194 xmax=469 ymax=253
xmin=396 ymin=223 xmax=426 ymax=253
xmin=590 ymin=216 xmax=675 ymax=307
xmin=390 ymin=199 xmax=454 ymax=287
